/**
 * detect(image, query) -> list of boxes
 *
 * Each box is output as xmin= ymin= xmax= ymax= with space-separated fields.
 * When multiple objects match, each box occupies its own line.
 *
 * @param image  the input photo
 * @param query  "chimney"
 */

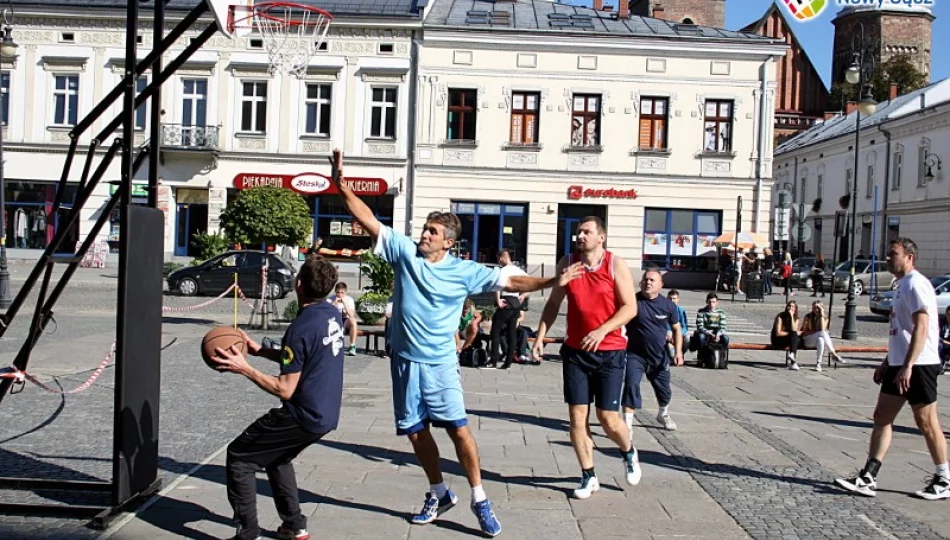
xmin=652 ymin=3 xmax=665 ymax=19
xmin=594 ymin=0 xmax=603 ymax=10
xmin=889 ymin=82 xmax=900 ymax=100
xmin=824 ymin=111 xmax=838 ymax=120
xmin=602 ymin=4 xmax=613 ymax=11
xmin=845 ymin=101 xmax=857 ymax=115
xmin=619 ymin=0 xmax=629 ymax=18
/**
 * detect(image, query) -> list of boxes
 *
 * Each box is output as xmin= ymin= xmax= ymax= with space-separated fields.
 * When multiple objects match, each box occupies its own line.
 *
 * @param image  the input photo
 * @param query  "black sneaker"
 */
xmin=915 ymin=475 xmax=950 ymax=500
xmin=834 ymin=471 xmax=877 ymax=497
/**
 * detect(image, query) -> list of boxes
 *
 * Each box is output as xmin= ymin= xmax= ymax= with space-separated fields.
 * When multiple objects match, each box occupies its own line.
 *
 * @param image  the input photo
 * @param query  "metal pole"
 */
xmin=842 ymin=47 xmax=864 ymax=341
xmin=147 ymin=0 xmax=164 ymax=209
xmin=731 ymin=196 xmax=741 ymax=303
xmin=870 ymin=185 xmax=878 ymax=297
xmin=0 ymin=76 xmax=10 ymax=310
xmin=828 ymin=212 xmax=842 ymax=331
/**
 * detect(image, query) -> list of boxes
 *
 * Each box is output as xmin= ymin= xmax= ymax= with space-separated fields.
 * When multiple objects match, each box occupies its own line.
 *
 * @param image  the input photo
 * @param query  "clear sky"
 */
xmin=727 ymin=0 xmax=948 ymax=89
xmin=568 ymin=0 xmax=948 ymax=89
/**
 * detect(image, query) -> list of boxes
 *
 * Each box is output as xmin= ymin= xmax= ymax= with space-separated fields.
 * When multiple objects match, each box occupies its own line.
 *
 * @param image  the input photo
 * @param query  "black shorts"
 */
xmin=880 ymin=364 xmax=940 ymax=406
xmin=561 ymin=345 xmax=626 ymax=410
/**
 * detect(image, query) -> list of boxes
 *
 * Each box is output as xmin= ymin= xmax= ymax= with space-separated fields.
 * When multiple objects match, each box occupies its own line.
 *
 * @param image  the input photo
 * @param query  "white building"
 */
xmin=773 ymin=78 xmax=950 ymax=276
xmin=2 ymin=0 xmax=420 ymax=260
xmin=413 ymin=0 xmax=786 ymax=282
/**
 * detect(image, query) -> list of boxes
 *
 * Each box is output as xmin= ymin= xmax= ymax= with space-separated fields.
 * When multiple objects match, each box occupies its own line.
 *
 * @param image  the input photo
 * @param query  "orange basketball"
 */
xmin=201 ymin=326 xmax=247 ymax=369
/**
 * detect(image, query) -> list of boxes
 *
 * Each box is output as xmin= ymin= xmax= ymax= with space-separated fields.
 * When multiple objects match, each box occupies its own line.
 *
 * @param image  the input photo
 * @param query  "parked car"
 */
xmin=870 ymin=274 xmax=950 ymax=316
xmin=771 ymin=256 xmax=817 ymax=289
xmin=167 ymin=250 xmax=296 ymax=299
xmin=823 ymin=259 xmax=896 ymax=296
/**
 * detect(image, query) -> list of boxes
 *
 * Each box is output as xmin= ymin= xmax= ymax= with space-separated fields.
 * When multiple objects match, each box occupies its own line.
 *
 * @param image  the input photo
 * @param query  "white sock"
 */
xmin=430 ymin=483 xmax=447 ymax=499
xmin=471 ymin=485 xmax=487 ymax=503
xmin=624 ymin=412 xmax=634 ymax=431
xmin=937 ymin=463 xmax=950 ymax=479
xmin=658 ymin=405 xmax=669 ymax=417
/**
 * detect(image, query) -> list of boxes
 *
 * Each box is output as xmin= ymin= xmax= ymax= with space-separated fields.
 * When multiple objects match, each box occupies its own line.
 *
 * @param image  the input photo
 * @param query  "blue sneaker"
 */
xmin=410 ymin=490 xmax=458 ymax=525
xmin=471 ymin=499 xmax=501 ymax=537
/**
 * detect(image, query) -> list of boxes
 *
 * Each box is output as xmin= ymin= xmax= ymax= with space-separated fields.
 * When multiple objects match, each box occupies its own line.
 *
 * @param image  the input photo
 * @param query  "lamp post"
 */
xmin=841 ymin=21 xmax=877 ymax=341
xmin=0 ymin=11 xmax=17 ymax=311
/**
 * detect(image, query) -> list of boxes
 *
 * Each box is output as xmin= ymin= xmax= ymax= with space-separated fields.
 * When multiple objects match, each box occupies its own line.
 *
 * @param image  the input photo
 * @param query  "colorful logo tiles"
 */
xmin=782 ymin=0 xmax=828 ymax=21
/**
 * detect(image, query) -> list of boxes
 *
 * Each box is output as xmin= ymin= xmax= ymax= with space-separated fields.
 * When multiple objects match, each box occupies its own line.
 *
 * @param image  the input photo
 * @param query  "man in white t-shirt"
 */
xmin=330 ymin=282 xmax=358 ymax=356
xmin=488 ymin=249 xmax=528 ymax=369
xmin=835 ymin=237 xmax=949 ymax=500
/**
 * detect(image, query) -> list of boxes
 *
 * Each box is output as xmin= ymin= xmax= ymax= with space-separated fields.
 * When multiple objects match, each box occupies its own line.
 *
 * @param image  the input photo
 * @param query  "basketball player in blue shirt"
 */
xmin=328 ymin=149 xmax=580 ymax=537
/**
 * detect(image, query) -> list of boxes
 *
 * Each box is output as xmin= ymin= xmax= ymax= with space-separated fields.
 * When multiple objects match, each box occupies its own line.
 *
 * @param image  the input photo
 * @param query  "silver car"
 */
xmin=869 ymin=274 xmax=950 ymax=316
xmin=824 ymin=260 xmax=896 ymax=296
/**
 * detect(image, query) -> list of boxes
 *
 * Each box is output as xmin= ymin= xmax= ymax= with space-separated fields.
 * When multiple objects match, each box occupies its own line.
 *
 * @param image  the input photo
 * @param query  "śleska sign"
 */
xmin=233 ymin=173 xmax=389 ymax=196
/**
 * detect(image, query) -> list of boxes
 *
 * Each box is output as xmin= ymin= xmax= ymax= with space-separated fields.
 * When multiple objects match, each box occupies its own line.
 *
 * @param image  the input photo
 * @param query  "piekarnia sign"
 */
xmin=233 ymin=173 xmax=389 ymax=196
xmin=567 ymin=185 xmax=639 ymax=200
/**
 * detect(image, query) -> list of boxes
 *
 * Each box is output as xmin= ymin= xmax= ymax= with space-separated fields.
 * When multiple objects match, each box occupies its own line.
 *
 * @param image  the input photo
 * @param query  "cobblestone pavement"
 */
xmin=1 ymin=267 xmax=920 ymax=539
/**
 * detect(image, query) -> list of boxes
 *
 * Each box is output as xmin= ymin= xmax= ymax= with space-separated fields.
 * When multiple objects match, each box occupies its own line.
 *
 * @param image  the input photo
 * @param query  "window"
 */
xmin=510 ymin=91 xmax=540 ymax=145
xmin=638 ymin=97 xmax=668 ymax=150
xmin=304 ymin=83 xmax=331 ymax=136
xmin=642 ymin=208 xmax=722 ymax=272
xmin=311 ymin=195 xmax=395 ymax=254
xmin=817 ymin=175 xmax=823 ymax=199
xmin=378 ymin=43 xmax=394 ymax=54
xmin=134 ymin=76 xmax=148 ymax=131
xmin=703 ymin=99 xmax=732 ymax=152
xmin=800 ymin=178 xmax=807 ymax=202
xmin=571 ymin=94 xmax=600 ymax=147
xmin=181 ymin=78 xmax=208 ymax=146
xmin=451 ymin=202 xmax=528 ymax=267
xmin=446 ymin=88 xmax=477 ymax=142
xmin=866 ymin=165 xmax=874 ymax=198
xmin=1 ymin=71 xmax=9 ymax=126
xmin=892 ymin=152 xmax=902 ymax=190
xmin=370 ymin=87 xmax=397 ymax=139
xmin=52 ymin=74 xmax=80 ymax=127
xmin=240 ymin=81 xmax=267 ymax=133
xmin=918 ymin=146 xmax=929 ymax=187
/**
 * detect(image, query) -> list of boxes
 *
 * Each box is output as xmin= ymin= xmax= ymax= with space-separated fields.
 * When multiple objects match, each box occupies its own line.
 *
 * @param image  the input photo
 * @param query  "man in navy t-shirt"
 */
xmin=622 ymin=269 xmax=683 ymax=433
xmin=213 ymin=255 xmax=345 ymax=540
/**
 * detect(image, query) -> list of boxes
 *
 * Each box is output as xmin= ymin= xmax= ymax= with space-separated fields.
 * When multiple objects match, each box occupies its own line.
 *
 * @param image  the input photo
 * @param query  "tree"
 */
xmin=829 ymin=54 xmax=927 ymax=110
xmin=219 ymin=186 xmax=312 ymax=247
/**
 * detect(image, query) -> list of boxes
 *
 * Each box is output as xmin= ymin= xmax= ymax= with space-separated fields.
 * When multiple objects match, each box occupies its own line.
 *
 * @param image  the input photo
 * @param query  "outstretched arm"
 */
xmin=328 ymin=149 xmax=382 ymax=239
xmin=504 ymin=261 xmax=584 ymax=293
xmin=535 ymin=257 xmax=569 ymax=344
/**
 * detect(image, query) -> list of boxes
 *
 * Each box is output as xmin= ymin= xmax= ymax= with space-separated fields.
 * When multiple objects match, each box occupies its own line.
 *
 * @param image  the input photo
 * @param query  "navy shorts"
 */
xmin=561 ymin=345 xmax=626 ymax=410
xmin=622 ymin=352 xmax=672 ymax=410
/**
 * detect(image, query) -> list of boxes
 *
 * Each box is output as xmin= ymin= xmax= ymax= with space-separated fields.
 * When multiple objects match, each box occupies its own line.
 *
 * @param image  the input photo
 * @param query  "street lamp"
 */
xmin=0 ymin=11 xmax=16 ymax=311
xmin=924 ymin=152 xmax=942 ymax=183
xmin=841 ymin=21 xmax=877 ymax=341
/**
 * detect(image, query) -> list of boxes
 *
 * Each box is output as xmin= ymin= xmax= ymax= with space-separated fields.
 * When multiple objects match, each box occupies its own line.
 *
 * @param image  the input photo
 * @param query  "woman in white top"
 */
xmin=800 ymin=301 xmax=842 ymax=371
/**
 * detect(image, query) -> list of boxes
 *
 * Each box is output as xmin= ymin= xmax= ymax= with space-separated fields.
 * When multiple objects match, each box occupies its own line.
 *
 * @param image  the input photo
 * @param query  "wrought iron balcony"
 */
xmin=160 ymin=124 xmax=219 ymax=150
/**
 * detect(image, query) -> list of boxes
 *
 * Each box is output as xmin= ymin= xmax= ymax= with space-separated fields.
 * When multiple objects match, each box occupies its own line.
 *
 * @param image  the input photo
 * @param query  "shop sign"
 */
xmin=109 ymin=183 xmax=150 ymax=198
xmin=567 ymin=185 xmax=639 ymax=201
xmin=233 ymin=173 xmax=389 ymax=196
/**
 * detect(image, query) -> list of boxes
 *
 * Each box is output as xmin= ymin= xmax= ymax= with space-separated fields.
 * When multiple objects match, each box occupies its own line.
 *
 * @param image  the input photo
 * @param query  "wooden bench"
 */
xmin=730 ymin=342 xmax=888 ymax=369
xmin=356 ymin=328 xmax=387 ymax=355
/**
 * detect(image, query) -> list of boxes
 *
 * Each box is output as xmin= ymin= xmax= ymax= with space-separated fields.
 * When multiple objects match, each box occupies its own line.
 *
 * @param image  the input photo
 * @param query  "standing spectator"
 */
xmin=811 ymin=253 xmax=827 ymax=298
xmin=771 ymin=301 xmax=802 ymax=370
xmin=781 ymin=252 xmax=794 ymax=297
xmin=489 ymin=249 xmax=528 ymax=369
xmin=763 ymin=248 xmax=775 ymax=295
xmin=835 ymin=237 xmax=949 ymax=500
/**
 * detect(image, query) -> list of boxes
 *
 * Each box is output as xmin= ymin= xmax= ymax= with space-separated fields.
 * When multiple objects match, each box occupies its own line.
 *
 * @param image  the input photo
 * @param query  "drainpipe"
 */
xmin=879 ymin=125 xmax=892 ymax=256
xmin=404 ymin=29 xmax=420 ymax=236
xmin=754 ymin=55 xmax=776 ymax=233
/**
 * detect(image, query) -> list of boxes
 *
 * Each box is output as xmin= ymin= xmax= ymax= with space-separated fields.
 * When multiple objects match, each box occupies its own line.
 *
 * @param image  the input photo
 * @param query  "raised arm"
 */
xmin=329 ymin=149 xmax=382 ymax=239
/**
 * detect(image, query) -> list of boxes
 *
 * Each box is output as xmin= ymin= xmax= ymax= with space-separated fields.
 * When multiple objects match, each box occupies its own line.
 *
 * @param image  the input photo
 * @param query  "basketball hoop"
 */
xmin=229 ymin=1 xmax=333 ymax=76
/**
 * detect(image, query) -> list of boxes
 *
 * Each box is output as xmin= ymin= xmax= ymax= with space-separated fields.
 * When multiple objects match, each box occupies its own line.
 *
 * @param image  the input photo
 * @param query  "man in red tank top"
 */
xmin=532 ymin=216 xmax=643 ymax=499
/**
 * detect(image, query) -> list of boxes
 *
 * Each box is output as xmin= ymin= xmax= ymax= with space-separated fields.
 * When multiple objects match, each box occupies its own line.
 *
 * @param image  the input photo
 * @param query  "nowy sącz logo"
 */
xmin=783 ymin=0 xmax=935 ymax=22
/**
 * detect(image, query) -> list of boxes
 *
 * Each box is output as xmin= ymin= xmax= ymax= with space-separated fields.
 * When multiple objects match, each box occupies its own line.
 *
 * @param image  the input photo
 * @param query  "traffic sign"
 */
xmin=791 ymin=222 xmax=812 ymax=243
xmin=774 ymin=208 xmax=791 ymax=241
xmin=775 ymin=189 xmax=793 ymax=209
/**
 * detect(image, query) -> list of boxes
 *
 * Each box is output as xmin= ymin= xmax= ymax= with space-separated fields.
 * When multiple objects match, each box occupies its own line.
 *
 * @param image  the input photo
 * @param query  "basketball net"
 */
xmin=254 ymin=4 xmax=331 ymax=76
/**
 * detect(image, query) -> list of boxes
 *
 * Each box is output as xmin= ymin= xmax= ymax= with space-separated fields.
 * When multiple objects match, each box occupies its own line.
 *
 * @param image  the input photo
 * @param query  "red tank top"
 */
xmin=564 ymin=250 xmax=627 ymax=351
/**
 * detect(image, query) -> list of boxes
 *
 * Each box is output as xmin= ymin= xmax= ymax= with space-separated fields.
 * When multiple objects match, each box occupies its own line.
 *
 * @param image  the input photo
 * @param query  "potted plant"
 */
xmin=356 ymin=292 xmax=389 ymax=325
xmin=356 ymin=252 xmax=394 ymax=325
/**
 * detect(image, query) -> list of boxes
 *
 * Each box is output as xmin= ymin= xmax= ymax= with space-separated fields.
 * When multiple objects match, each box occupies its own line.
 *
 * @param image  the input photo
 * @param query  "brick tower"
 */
xmin=630 ymin=0 xmax=726 ymax=28
xmin=831 ymin=5 xmax=934 ymax=89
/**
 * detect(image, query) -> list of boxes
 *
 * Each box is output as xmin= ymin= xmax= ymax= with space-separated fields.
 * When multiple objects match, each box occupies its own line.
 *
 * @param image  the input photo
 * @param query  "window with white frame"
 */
xmin=892 ymin=151 xmax=902 ymax=190
xmin=918 ymin=146 xmax=929 ymax=187
xmin=800 ymin=178 xmax=807 ymax=202
xmin=369 ymin=87 xmax=397 ymax=139
xmin=817 ymin=175 xmax=823 ymax=200
xmin=52 ymin=74 xmax=80 ymax=127
xmin=866 ymin=165 xmax=873 ymax=198
xmin=0 ymin=71 xmax=9 ymax=126
xmin=134 ymin=76 xmax=148 ymax=131
xmin=304 ymin=83 xmax=331 ymax=136
xmin=703 ymin=100 xmax=733 ymax=152
xmin=571 ymin=94 xmax=600 ymax=147
xmin=240 ymin=81 xmax=268 ymax=133
xmin=846 ymin=169 xmax=852 ymax=197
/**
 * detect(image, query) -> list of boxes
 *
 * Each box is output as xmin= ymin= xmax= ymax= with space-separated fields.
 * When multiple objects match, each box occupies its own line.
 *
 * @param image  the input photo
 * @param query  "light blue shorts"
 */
xmin=391 ymin=355 xmax=468 ymax=435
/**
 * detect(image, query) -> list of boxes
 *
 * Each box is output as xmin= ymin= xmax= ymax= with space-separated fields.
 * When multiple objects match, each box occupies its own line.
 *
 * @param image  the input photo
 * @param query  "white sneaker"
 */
xmin=622 ymin=448 xmax=642 ymax=486
xmin=815 ymin=363 xmax=823 ymax=372
xmin=915 ymin=475 xmax=950 ymax=500
xmin=572 ymin=475 xmax=600 ymax=499
xmin=788 ymin=352 xmax=796 ymax=363
xmin=834 ymin=354 xmax=846 ymax=364
xmin=656 ymin=412 xmax=677 ymax=431
xmin=834 ymin=472 xmax=877 ymax=497
xmin=788 ymin=362 xmax=800 ymax=371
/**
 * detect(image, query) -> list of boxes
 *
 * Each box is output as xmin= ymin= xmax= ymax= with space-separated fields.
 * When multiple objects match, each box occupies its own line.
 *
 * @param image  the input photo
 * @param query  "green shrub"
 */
xmin=191 ymin=231 xmax=231 ymax=262
xmin=360 ymin=252 xmax=394 ymax=295
xmin=284 ymin=299 xmax=300 ymax=321
xmin=163 ymin=261 xmax=184 ymax=276
xmin=477 ymin=305 xmax=496 ymax=321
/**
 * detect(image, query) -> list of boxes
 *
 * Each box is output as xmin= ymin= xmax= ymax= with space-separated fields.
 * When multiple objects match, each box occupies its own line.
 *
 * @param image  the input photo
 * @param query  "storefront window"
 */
xmin=3 ymin=181 xmax=79 ymax=252
xmin=312 ymin=195 xmax=393 ymax=256
xmin=642 ymin=208 xmax=721 ymax=272
xmin=451 ymin=201 xmax=528 ymax=267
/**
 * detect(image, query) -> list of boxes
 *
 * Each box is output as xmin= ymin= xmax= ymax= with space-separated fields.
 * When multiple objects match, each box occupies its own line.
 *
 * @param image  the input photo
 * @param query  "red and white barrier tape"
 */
xmin=162 ymin=284 xmax=238 ymax=312
xmin=8 ymin=341 xmax=117 ymax=395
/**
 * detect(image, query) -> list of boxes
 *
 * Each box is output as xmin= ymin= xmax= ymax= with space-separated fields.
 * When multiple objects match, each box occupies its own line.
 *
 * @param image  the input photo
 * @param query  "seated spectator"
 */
xmin=689 ymin=293 xmax=729 ymax=365
xmin=800 ymin=301 xmax=841 ymax=371
xmin=329 ymin=282 xmax=358 ymax=356
xmin=940 ymin=306 xmax=950 ymax=372
xmin=771 ymin=301 xmax=802 ymax=370
xmin=666 ymin=289 xmax=689 ymax=359
xmin=457 ymin=299 xmax=483 ymax=353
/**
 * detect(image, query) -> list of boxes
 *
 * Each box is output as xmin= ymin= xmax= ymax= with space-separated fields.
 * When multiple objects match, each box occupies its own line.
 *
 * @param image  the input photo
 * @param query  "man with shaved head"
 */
xmin=622 ymin=269 xmax=683 ymax=433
